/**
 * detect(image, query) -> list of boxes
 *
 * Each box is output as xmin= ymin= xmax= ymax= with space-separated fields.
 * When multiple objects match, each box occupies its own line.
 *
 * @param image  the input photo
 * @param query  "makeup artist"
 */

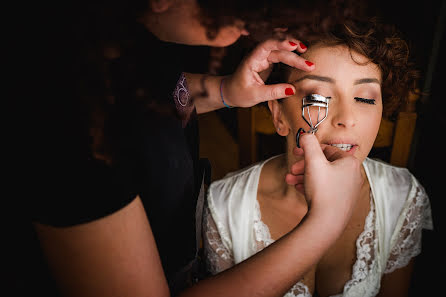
xmin=21 ymin=1 xmax=364 ymax=297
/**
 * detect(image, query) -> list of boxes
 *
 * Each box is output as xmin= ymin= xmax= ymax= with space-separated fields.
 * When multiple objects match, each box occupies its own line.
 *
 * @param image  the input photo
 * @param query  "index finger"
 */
xmin=248 ymin=39 xmax=306 ymax=63
xmin=267 ymin=50 xmax=315 ymax=72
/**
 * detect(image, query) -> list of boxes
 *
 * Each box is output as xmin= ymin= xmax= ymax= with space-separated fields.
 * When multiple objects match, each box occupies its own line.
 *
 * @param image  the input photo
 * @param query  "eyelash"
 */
xmin=354 ymin=97 xmax=376 ymax=105
xmin=301 ymin=94 xmax=376 ymax=105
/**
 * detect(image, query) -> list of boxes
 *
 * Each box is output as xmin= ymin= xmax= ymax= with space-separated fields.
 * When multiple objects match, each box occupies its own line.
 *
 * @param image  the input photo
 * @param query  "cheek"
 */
xmin=288 ymin=112 xmax=311 ymax=139
xmin=369 ymin=105 xmax=383 ymax=137
xmin=211 ymin=27 xmax=242 ymax=46
xmin=360 ymin=110 xmax=382 ymax=150
xmin=368 ymin=117 xmax=381 ymax=142
xmin=281 ymin=101 xmax=303 ymax=130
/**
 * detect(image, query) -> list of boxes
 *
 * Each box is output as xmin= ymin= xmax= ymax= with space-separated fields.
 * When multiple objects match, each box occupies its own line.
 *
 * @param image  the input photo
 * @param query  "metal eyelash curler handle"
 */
xmin=296 ymin=94 xmax=331 ymax=148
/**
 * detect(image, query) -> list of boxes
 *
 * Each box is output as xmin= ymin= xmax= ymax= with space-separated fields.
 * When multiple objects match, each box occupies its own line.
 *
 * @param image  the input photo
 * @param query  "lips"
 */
xmin=329 ymin=143 xmax=353 ymax=151
xmin=325 ymin=141 xmax=358 ymax=153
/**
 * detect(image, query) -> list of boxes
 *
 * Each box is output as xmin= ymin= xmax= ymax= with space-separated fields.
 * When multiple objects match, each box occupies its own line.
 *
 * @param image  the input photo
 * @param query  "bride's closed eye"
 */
xmin=354 ymin=97 xmax=376 ymax=105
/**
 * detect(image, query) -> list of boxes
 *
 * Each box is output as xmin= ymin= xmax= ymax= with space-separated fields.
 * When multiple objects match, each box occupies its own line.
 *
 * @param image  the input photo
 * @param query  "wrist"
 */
xmin=186 ymin=73 xmax=232 ymax=114
xmin=286 ymin=212 xmax=345 ymax=264
xmin=300 ymin=207 xmax=348 ymax=242
xmin=220 ymin=76 xmax=233 ymax=108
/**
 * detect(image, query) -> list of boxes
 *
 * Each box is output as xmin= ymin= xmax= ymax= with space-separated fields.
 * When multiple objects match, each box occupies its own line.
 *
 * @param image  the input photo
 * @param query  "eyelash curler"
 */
xmin=296 ymin=94 xmax=331 ymax=148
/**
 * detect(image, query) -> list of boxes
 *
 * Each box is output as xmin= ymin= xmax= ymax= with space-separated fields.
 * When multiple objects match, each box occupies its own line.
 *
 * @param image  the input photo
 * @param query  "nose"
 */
xmin=329 ymin=100 xmax=356 ymax=128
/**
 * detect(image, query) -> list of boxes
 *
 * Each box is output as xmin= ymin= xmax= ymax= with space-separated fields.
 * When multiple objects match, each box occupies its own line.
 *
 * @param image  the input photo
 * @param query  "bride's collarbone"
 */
xmin=257 ymin=192 xmax=308 ymax=241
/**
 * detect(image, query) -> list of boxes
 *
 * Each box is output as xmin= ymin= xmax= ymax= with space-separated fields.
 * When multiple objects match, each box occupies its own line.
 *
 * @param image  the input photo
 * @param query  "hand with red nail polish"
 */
xmin=210 ymin=38 xmax=315 ymax=109
xmin=286 ymin=134 xmax=363 ymax=227
xmin=305 ymin=61 xmax=314 ymax=67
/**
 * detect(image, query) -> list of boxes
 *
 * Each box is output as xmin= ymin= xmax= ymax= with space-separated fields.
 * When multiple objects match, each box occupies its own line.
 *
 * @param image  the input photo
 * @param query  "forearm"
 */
xmin=184 ymin=73 xmax=228 ymax=114
xmin=179 ymin=213 xmax=341 ymax=297
xmin=34 ymin=198 xmax=170 ymax=297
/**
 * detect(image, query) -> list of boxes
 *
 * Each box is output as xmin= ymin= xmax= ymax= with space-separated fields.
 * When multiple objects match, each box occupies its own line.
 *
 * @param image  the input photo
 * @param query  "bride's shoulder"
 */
xmin=208 ymin=156 xmax=282 ymax=211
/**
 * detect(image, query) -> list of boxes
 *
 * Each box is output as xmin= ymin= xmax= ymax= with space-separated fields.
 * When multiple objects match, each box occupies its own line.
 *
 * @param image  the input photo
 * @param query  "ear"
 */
xmin=150 ymin=0 xmax=174 ymax=13
xmin=267 ymin=100 xmax=289 ymax=136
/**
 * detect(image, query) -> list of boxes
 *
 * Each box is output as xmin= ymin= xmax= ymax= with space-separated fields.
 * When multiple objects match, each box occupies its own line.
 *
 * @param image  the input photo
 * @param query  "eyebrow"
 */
xmin=293 ymin=75 xmax=335 ymax=83
xmin=292 ymin=75 xmax=381 ymax=86
xmin=353 ymin=78 xmax=381 ymax=85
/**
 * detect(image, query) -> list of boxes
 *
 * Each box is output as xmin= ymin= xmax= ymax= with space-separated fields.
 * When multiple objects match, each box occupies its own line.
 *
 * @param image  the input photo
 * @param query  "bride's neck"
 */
xmin=260 ymin=154 xmax=304 ymax=201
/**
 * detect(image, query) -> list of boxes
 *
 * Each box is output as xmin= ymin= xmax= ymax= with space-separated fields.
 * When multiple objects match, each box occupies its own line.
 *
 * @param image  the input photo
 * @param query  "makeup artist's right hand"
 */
xmin=286 ymin=133 xmax=363 ymax=230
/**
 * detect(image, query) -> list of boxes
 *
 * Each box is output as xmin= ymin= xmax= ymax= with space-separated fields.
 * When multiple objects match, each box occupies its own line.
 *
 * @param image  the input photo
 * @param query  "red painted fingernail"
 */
xmin=305 ymin=61 xmax=314 ymax=67
xmin=285 ymin=88 xmax=294 ymax=96
xmin=300 ymin=129 xmax=305 ymax=134
xmin=299 ymin=42 xmax=307 ymax=49
xmin=289 ymin=41 xmax=297 ymax=46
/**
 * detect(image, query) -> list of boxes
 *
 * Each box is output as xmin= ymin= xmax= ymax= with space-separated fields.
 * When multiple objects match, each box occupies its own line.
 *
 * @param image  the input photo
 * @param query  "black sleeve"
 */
xmin=27 ymin=23 xmax=185 ymax=228
xmin=28 ymin=155 xmax=138 ymax=227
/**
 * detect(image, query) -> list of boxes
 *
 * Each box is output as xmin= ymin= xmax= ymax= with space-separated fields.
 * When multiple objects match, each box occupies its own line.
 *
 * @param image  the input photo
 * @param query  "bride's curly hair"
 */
xmin=271 ymin=17 xmax=420 ymax=119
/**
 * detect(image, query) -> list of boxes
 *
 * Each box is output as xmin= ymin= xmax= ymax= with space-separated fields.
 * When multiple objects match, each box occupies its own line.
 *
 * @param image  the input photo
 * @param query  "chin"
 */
xmin=210 ymin=38 xmax=240 ymax=47
xmin=209 ymin=32 xmax=242 ymax=47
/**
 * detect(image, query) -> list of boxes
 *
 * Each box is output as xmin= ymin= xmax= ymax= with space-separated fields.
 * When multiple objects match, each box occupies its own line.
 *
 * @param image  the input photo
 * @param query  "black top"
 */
xmin=13 ymin=23 xmax=206 ymax=297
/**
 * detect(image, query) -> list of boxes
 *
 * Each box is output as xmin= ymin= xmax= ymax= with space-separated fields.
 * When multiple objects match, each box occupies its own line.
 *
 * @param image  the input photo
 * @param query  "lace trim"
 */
xmin=343 ymin=196 xmax=377 ymax=293
xmin=252 ymin=198 xmax=378 ymax=297
xmin=384 ymin=186 xmax=432 ymax=273
xmin=253 ymin=199 xmax=274 ymax=248
xmin=203 ymin=204 xmax=234 ymax=275
xmin=284 ymin=282 xmax=311 ymax=297
xmin=253 ymin=200 xmax=311 ymax=297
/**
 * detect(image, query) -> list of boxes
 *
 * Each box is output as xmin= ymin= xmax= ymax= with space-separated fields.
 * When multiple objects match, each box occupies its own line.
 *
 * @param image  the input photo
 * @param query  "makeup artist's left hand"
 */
xmin=221 ymin=38 xmax=314 ymax=107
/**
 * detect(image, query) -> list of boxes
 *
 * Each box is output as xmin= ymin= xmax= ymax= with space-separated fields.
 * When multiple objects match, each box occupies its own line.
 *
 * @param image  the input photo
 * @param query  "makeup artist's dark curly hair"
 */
xmin=271 ymin=17 xmax=420 ymax=119
xmin=197 ymin=0 xmax=363 ymax=41
xmin=67 ymin=0 xmax=367 ymax=163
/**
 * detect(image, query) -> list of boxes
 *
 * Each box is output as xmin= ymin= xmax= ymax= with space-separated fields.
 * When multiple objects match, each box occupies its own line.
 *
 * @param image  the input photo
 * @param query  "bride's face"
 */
xmin=270 ymin=44 xmax=383 ymax=164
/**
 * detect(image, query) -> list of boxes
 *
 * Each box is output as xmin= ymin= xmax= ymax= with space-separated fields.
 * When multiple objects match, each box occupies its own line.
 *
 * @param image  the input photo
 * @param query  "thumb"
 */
xmin=299 ymin=133 xmax=327 ymax=166
xmin=256 ymin=83 xmax=295 ymax=103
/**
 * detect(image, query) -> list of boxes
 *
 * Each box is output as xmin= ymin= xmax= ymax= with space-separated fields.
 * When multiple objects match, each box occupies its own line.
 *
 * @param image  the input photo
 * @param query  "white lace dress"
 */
xmin=203 ymin=157 xmax=433 ymax=297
